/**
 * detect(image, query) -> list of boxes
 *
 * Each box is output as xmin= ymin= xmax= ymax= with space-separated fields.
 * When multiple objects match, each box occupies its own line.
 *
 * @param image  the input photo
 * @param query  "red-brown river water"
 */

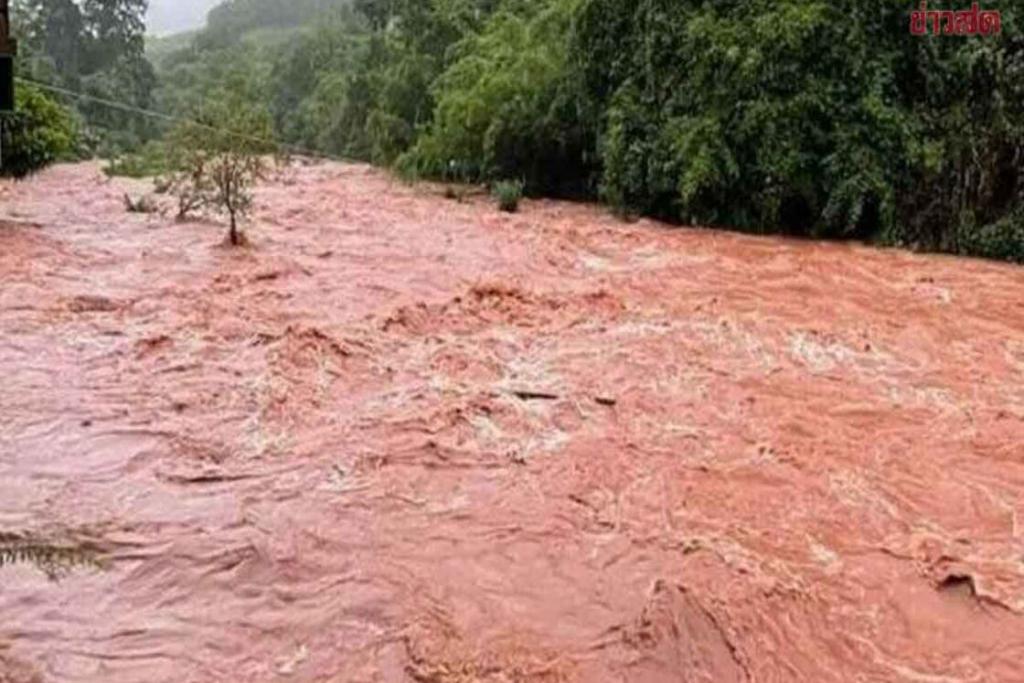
xmin=2 ymin=162 xmax=1024 ymax=682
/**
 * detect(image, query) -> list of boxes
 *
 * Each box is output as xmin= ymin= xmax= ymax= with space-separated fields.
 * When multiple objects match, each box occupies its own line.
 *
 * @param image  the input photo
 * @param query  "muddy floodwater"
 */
xmin=2 ymin=162 xmax=1024 ymax=682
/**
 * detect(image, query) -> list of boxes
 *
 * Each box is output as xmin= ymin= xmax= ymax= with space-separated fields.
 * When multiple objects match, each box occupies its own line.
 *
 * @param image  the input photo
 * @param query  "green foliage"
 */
xmin=575 ymin=0 xmax=1024 ymax=254
xmin=0 ymin=83 xmax=78 ymax=179
xmin=335 ymin=0 xmax=499 ymax=165
xmin=955 ymin=211 xmax=1024 ymax=264
xmin=493 ymin=178 xmax=524 ymax=212
xmin=146 ymin=31 xmax=200 ymax=69
xmin=197 ymin=0 xmax=345 ymax=51
xmin=150 ymin=2 xmax=334 ymax=151
xmin=165 ymin=98 xmax=276 ymax=244
xmin=266 ymin=12 xmax=369 ymax=156
xmin=154 ymin=35 xmax=275 ymax=124
xmin=14 ymin=0 xmax=85 ymax=78
xmin=400 ymin=0 xmax=594 ymax=196
xmin=150 ymin=0 xmax=1024 ymax=263
xmin=171 ymin=97 xmax=277 ymax=158
xmin=104 ymin=140 xmax=172 ymax=178
xmin=160 ymin=0 xmax=501 ymax=166
xmin=80 ymin=0 xmax=149 ymax=70
xmin=160 ymin=156 xmax=213 ymax=221
xmin=14 ymin=0 xmax=156 ymax=151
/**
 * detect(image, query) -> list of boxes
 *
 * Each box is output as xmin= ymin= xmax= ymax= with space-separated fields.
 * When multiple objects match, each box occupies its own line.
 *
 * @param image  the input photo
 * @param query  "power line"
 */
xmin=14 ymin=75 xmax=348 ymax=162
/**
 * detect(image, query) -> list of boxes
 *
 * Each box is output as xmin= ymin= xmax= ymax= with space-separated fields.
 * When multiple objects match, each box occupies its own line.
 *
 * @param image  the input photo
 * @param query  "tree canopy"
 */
xmin=14 ymin=0 xmax=155 ymax=151
xmin=18 ymin=0 xmax=1024 ymax=263
xmin=1 ymin=82 xmax=78 ymax=179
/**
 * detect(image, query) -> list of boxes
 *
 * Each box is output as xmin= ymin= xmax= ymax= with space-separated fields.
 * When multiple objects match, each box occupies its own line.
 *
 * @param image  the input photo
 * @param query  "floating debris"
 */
xmin=0 ymin=532 xmax=105 ymax=581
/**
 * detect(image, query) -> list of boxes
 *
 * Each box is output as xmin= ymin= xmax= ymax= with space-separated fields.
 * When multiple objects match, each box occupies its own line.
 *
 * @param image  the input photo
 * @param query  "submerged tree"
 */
xmin=166 ymin=98 xmax=276 ymax=246
xmin=207 ymin=146 xmax=263 ymax=246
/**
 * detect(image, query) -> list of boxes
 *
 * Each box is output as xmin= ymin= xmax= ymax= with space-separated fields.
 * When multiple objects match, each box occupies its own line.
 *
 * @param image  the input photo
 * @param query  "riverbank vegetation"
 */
xmin=11 ymin=0 xmax=1024 ymax=262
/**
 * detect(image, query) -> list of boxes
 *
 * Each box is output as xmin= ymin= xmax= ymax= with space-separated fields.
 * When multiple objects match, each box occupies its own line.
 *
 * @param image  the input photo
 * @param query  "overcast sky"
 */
xmin=147 ymin=0 xmax=221 ymax=35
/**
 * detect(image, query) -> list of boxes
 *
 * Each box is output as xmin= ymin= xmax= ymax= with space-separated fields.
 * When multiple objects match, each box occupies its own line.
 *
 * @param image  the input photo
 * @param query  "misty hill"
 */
xmin=193 ymin=0 xmax=348 ymax=50
xmin=149 ymin=0 xmax=348 ymax=48
xmin=148 ymin=0 xmax=221 ymax=35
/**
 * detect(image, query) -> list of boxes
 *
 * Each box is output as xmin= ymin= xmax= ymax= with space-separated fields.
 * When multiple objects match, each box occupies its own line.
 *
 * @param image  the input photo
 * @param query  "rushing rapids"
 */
xmin=2 ymin=162 xmax=1023 ymax=682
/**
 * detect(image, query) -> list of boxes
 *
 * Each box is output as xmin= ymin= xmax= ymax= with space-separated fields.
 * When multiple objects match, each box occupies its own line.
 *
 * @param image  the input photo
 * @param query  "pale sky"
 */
xmin=147 ymin=0 xmax=221 ymax=36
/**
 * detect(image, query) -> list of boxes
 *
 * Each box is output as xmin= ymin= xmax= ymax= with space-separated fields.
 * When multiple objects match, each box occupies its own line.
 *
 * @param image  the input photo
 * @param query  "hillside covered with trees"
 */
xmin=12 ymin=0 xmax=1024 ymax=262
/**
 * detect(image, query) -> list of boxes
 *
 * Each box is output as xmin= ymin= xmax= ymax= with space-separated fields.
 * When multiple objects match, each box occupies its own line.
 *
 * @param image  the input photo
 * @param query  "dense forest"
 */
xmin=8 ymin=0 xmax=1024 ymax=262
xmin=12 ymin=0 xmax=155 ymax=152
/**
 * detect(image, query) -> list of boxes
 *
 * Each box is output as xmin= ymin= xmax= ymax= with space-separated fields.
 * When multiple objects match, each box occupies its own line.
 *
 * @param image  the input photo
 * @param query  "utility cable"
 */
xmin=14 ymin=75 xmax=348 ymax=162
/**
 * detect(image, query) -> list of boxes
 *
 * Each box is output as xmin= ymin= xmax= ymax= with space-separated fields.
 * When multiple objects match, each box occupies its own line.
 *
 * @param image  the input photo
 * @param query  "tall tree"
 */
xmin=14 ymin=0 xmax=86 ymax=85
xmin=81 ymin=0 xmax=148 ymax=75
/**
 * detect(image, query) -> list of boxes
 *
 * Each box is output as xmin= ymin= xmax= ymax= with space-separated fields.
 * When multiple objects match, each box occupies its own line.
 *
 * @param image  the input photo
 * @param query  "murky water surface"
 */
xmin=2 ymin=162 xmax=1023 ymax=681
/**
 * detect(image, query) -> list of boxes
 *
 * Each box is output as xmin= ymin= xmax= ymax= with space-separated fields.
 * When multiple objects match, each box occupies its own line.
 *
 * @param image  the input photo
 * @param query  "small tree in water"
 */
xmin=167 ymin=99 xmax=276 ymax=245
xmin=208 ymin=147 xmax=263 ymax=245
